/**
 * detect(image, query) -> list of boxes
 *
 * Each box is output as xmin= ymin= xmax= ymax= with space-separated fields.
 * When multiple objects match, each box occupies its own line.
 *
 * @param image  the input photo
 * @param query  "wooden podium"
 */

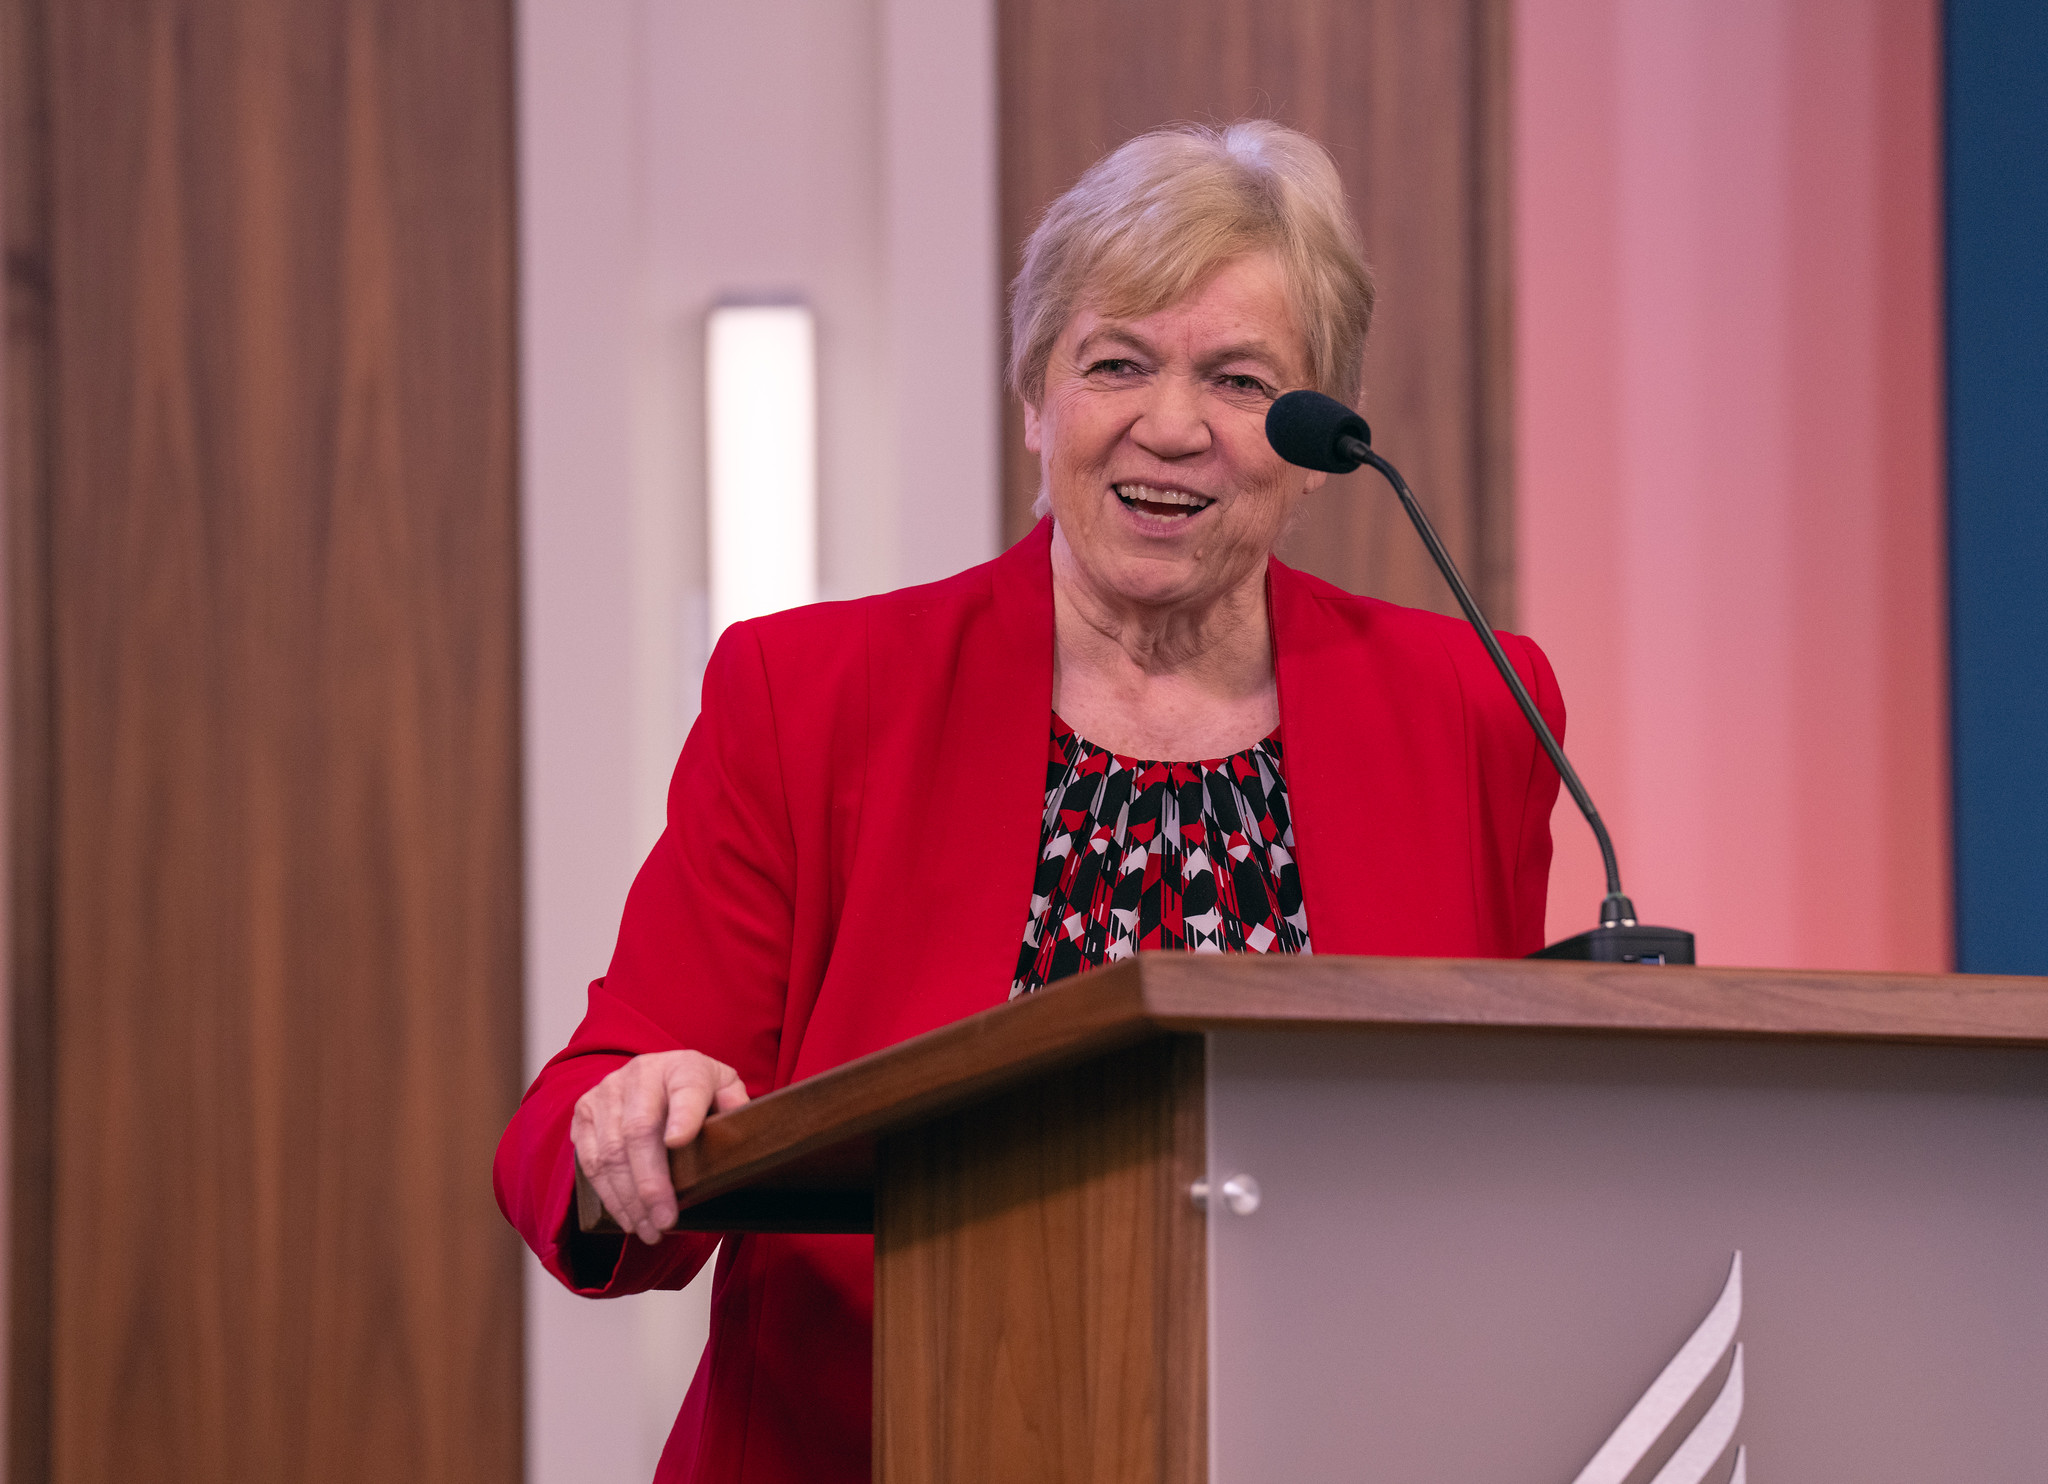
xmin=581 ymin=956 xmax=2048 ymax=1482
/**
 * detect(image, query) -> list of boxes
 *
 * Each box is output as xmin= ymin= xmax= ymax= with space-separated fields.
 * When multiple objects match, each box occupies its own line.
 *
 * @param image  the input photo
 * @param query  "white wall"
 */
xmin=515 ymin=2 xmax=997 ymax=1478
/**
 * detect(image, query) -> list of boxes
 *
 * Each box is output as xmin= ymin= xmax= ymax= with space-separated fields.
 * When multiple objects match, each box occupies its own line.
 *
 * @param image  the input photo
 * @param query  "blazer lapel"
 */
xmin=1269 ymin=559 xmax=1479 ymax=955
xmin=915 ymin=519 xmax=1055 ymax=1017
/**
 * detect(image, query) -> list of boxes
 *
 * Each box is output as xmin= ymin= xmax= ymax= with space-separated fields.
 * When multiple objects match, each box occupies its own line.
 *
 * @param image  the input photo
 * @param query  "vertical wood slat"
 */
xmin=997 ymin=0 xmax=1515 ymax=622
xmin=2 ymin=0 xmax=57 ymax=1475
xmin=3 ymin=2 xmax=524 ymax=1479
xmin=874 ymin=1037 xmax=1208 ymax=1484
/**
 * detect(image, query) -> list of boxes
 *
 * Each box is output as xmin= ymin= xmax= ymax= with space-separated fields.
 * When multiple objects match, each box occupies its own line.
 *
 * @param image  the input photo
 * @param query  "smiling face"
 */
xmin=1023 ymin=252 xmax=1329 ymax=615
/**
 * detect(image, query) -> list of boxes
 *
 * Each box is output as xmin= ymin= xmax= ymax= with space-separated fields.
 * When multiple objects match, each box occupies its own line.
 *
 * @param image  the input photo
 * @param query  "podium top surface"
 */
xmin=609 ymin=956 xmax=2048 ymax=1231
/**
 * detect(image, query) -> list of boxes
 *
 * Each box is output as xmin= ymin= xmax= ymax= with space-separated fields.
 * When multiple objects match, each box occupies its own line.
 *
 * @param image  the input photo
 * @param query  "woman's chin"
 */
xmin=1091 ymin=553 xmax=1222 ymax=610
xmin=1054 ymin=501 xmax=1265 ymax=610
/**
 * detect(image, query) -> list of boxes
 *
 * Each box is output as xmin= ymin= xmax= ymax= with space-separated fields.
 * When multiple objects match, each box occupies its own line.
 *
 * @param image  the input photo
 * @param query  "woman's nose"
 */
xmin=1130 ymin=376 xmax=1212 ymax=458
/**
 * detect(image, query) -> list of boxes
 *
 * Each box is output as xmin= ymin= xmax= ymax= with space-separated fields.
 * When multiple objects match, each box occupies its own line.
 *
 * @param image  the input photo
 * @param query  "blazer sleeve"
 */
xmin=493 ymin=621 xmax=799 ymax=1296
xmin=1506 ymin=632 xmax=1567 ymax=954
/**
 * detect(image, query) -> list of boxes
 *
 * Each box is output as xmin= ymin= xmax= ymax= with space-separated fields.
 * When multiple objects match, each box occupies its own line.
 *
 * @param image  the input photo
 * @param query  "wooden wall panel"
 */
xmin=999 ymin=0 xmax=1515 ymax=621
xmin=3 ymin=2 xmax=523 ymax=1480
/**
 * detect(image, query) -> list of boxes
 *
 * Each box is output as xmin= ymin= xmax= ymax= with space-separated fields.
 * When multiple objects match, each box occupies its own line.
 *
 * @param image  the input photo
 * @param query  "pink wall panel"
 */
xmin=1515 ymin=0 xmax=1948 ymax=969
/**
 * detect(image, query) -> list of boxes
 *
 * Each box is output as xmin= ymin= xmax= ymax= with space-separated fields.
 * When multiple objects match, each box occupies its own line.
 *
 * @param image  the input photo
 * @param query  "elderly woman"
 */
xmin=496 ymin=121 xmax=1562 ymax=1483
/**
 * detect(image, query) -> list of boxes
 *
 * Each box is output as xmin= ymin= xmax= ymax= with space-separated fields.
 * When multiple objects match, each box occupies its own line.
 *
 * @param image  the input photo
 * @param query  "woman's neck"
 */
xmin=1049 ymin=530 xmax=1279 ymax=761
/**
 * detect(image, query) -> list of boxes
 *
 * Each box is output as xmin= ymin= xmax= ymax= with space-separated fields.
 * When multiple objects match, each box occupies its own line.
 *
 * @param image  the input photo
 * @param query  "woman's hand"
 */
xmin=571 ymin=1051 xmax=752 ymax=1244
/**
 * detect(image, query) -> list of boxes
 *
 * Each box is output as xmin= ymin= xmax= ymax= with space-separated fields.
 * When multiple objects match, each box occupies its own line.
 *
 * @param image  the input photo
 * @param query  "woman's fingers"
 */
xmin=574 ymin=1051 xmax=749 ymax=1246
xmin=574 ymin=1073 xmax=658 ymax=1242
xmin=665 ymin=1054 xmax=746 ymax=1145
xmin=710 ymin=1064 xmax=753 ymax=1117
xmin=572 ymin=1062 xmax=662 ymax=1242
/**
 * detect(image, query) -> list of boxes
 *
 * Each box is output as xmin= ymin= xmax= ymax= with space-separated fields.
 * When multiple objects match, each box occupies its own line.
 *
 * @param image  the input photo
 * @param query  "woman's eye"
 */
xmin=1085 ymin=358 xmax=1140 ymax=376
xmin=1220 ymin=373 xmax=1271 ymax=395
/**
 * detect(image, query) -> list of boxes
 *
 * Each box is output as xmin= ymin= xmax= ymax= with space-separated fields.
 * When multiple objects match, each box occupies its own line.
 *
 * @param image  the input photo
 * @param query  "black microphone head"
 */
xmin=1266 ymin=390 xmax=1372 ymax=473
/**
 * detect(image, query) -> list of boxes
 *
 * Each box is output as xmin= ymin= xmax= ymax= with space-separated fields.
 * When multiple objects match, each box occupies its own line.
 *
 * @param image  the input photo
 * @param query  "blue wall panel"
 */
xmin=1948 ymin=0 xmax=2048 ymax=971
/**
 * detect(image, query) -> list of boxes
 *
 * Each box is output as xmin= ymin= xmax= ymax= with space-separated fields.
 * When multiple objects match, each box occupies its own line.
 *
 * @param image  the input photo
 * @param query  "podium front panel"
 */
xmin=1204 ymin=1029 xmax=2048 ymax=1483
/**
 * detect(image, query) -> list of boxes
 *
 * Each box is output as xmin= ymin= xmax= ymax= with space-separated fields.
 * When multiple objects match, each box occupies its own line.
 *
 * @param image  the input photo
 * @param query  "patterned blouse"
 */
xmin=1012 ymin=714 xmax=1311 ymax=997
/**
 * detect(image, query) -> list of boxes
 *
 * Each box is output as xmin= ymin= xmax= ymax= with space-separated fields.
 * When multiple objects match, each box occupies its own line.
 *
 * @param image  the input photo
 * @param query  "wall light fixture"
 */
xmin=707 ymin=303 xmax=817 ymax=638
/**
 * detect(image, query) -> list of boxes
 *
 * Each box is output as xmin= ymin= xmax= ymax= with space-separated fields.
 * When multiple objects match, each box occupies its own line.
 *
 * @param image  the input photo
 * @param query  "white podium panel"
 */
xmin=1205 ymin=1030 xmax=2048 ymax=1483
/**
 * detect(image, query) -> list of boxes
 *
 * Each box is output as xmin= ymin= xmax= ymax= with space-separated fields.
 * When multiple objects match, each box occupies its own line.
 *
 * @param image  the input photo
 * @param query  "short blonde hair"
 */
xmin=1008 ymin=121 xmax=1375 ymax=408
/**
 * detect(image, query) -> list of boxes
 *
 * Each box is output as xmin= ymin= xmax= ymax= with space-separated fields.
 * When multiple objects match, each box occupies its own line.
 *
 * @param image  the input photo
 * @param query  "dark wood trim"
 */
xmin=1 ymin=0 xmax=57 ymax=1476
xmin=572 ymin=956 xmax=2048 ymax=1233
xmin=1158 ymin=1033 xmax=1205 ymax=1484
xmin=579 ymin=1182 xmax=878 ymax=1236
xmin=1472 ymin=0 xmax=1516 ymax=626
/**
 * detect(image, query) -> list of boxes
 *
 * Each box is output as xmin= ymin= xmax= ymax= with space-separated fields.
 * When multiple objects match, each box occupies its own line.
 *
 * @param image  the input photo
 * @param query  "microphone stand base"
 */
xmin=1530 ymin=924 xmax=1696 ymax=965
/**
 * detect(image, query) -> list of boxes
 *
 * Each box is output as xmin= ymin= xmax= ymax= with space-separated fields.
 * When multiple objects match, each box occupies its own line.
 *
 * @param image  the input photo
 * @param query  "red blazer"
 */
xmin=495 ymin=520 xmax=1564 ymax=1483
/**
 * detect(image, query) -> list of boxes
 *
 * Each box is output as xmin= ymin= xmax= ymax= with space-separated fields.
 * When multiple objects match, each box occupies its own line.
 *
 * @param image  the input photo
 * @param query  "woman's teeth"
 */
xmin=1116 ymin=484 xmax=1213 ymax=517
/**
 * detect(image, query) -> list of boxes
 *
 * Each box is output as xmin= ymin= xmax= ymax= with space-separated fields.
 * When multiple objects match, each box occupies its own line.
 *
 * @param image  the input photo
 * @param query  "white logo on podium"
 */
xmin=1572 ymin=1253 xmax=1748 ymax=1484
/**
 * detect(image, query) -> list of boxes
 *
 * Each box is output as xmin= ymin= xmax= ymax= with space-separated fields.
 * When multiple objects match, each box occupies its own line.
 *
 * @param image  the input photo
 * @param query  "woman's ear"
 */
xmin=1022 ymin=400 xmax=1043 ymax=455
xmin=1302 ymin=468 xmax=1328 ymax=495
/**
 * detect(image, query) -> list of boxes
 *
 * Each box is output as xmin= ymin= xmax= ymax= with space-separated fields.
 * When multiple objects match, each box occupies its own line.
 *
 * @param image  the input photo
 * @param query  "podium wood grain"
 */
xmin=874 ymin=1037 xmax=1206 ymax=1484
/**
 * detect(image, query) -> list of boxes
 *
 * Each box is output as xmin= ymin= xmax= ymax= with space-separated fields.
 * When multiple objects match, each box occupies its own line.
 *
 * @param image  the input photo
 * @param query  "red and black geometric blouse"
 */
xmin=1012 ymin=714 xmax=1312 ymax=997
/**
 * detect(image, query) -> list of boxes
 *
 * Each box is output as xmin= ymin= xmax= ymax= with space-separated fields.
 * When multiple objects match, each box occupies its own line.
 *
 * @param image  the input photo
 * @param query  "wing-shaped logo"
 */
xmin=1571 ymin=1253 xmax=1747 ymax=1484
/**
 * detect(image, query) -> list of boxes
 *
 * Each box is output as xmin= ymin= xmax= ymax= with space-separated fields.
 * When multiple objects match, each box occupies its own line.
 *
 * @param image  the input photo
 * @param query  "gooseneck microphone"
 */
xmin=1266 ymin=390 xmax=1694 ymax=964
